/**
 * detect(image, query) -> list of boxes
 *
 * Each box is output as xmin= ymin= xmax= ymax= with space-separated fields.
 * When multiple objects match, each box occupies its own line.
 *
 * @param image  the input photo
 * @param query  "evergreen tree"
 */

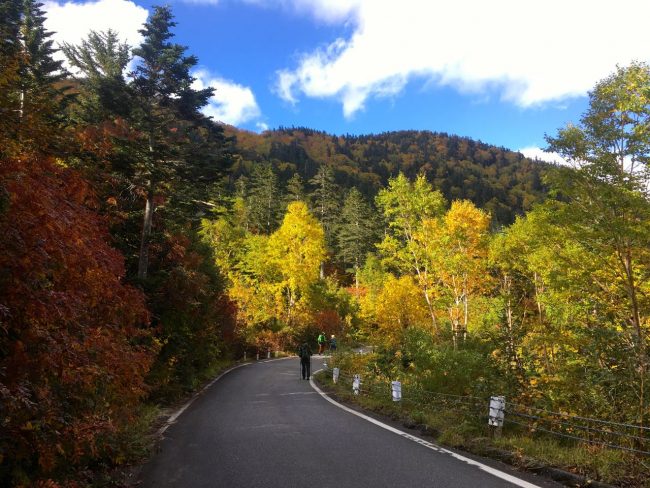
xmin=247 ymin=162 xmax=280 ymax=234
xmin=18 ymin=0 xmax=68 ymax=143
xmin=129 ymin=6 xmax=217 ymax=279
xmin=62 ymin=29 xmax=132 ymax=124
xmin=336 ymin=188 xmax=379 ymax=292
xmin=0 ymin=0 xmax=68 ymax=155
xmin=0 ymin=0 xmax=22 ymax=157
xmin=284 ymin=172 xmax=306 ymax=206
xmin=309 ymin=164 xmax=340 ymax=276
xmin=19 ymin=0 xmax=65 ymax=89
xmin=0 ymin=0 xmax=20 ymax=60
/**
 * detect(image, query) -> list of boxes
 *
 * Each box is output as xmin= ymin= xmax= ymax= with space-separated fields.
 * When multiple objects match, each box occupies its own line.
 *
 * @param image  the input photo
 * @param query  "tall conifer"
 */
xmin=129 ymin=6 xmax=216 ymax=279
xmin=336 ymin=188 xmax=379 ymax=292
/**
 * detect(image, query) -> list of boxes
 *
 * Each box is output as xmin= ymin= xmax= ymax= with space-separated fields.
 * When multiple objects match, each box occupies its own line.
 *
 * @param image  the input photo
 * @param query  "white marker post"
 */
xmin=267 ymin=348 xmax=271 ymax=359
xmin=488 ymin=396 xmax=506 ymax=437
xmin=333 ymin=367 xmax=340 ymax=384
xmin=391 ymin=381 xmax=402 ymax=402
xmin=353 ymin=374 xmax=361 ymax=395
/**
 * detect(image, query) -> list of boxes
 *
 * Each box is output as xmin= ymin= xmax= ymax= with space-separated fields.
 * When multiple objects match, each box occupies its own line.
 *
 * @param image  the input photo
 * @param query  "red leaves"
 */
xmin=0 ymin=154 xmax=155 ymax=483
xmin=312 ymin=309 xmax=342 ymax=335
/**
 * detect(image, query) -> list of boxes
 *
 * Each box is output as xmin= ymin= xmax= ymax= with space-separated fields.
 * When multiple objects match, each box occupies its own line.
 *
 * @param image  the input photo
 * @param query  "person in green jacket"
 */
xmin=317 ymin=332 xmax=326 ymax=354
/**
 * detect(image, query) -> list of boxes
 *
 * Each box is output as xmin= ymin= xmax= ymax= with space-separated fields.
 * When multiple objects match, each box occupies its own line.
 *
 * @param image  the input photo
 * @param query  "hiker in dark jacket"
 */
xmin=329 ymin=334 xmax=337 ymax=352
xmin=298 ymin=342 xmax=312 ymax=380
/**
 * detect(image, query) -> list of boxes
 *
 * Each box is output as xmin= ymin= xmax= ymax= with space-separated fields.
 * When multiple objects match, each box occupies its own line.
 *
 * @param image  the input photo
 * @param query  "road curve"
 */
xmin=139 ymin=357 xmax=560 ymax=488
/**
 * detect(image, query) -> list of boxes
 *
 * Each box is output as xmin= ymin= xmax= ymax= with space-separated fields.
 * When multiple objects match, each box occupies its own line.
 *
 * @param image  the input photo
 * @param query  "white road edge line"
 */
xmin=157 ymin=362 xmax=250 ymax=436
xmin=157 ymin=356 xmax=295 ymax=436
xmin=309 ymin=370 xmax=543 ymax=488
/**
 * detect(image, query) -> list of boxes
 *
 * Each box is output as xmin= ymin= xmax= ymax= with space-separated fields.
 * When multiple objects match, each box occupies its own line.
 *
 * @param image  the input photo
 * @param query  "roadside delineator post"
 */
xmin=256 ymin=352 xmax=259 ymax=361
xmin=244 ymin=351 xmax=247 ymax=361
xmin=267 ymin=348 xmax=271 ymax=359
xmin=391 ymin=381 xmax=402 ymax=402
xmin=333 ymin=368 xmax=340 ymax=384
xmin=353 ymin=374 xmax=361 ymax=395
xmin=489 ymin=396 xmax=506 ymax=438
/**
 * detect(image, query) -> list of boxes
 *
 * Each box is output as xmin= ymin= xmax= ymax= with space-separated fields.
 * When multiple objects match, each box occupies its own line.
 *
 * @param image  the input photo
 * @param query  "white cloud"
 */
xmin=193 ymin=70 xmax=262 ymax=126
xmin=519 ymin=146 xmax=569 ymax=166
xmin=239 ymin=0 xmax=361 ymax=23
xmin=183 ymin=0 xmax=359 ymax=22
xmin=275 ymin=0 xmax=650 ymax=117
xmin=44 ymin=0 xmax=148 ymax=68
xmin=256 ymin=121 xmax=270 ymax=132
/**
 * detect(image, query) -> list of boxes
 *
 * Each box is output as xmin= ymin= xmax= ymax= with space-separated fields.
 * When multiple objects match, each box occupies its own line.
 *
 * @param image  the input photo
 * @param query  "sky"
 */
xmin=43 ymin=0 xmax=650 ymax=163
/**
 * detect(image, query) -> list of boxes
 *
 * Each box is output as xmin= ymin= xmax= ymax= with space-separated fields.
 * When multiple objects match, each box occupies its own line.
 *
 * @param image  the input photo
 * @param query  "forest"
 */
xmin=225 ymin=125 xmax=549 ymax=226
xmin=1 ymin=1 xmax=649 ymax=486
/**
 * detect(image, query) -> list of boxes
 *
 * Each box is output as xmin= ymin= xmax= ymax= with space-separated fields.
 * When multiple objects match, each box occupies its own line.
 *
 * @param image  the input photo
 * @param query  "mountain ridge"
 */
xmin=223 ymin=124 xmax=552 ymax=225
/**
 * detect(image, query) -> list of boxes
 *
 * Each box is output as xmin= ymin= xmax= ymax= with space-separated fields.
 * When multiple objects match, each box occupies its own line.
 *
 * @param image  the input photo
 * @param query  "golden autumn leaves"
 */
xmin=204 ymin=174 xmax=492 ymax=351
xmin=203 ymin=201 xmax=326 ymax=346
xmin=369 ymin=175 xmax=491 ymax=347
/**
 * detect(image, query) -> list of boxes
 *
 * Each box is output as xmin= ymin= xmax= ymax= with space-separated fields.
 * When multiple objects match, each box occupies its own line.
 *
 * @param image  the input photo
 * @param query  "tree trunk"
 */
xmin=422 ymin=284 xmax=438 ymax=333
xmin=619 ymin=244 xmax=647 ymax=432
xmin=462 ymin=273 xmax=469 ymax=343
xmin=137 ymin=184 xmax=155 ymax=280
xmin=354 ymin=261 xmax=359 ymax=298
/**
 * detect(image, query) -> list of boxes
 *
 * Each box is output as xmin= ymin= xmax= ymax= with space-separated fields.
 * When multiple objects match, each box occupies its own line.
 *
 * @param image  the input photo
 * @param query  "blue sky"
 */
xmin=43 ymin=0 xmax=650 ymax=161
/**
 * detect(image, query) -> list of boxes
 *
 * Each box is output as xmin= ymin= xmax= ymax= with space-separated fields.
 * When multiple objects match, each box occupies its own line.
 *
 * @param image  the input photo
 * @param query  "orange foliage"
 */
xmin=0 ymin=155 xmax=154 ymax=482
xmin=312 ymin=309 xmax=342 ymax=336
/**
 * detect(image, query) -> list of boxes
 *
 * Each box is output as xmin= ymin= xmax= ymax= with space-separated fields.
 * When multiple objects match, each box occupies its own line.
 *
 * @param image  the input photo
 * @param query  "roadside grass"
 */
xmin=314 ymin=371 xmax=650 ymax=488
xmin=491 ymin=436 xmax=646 ymax=488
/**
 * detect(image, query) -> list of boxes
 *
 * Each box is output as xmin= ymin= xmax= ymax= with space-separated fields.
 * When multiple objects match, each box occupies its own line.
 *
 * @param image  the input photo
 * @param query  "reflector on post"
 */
xmin=352 ymin=374 xmax=361 ymax=395
xmin=488 ymin=396 xmax=506 ymax=427
xmin=391 ymin=381 xmax=402 ymax=402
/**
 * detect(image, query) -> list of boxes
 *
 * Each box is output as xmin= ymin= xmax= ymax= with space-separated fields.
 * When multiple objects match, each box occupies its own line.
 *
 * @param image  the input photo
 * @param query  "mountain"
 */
xmin=224 ymin=126 xmax=551 ymax=225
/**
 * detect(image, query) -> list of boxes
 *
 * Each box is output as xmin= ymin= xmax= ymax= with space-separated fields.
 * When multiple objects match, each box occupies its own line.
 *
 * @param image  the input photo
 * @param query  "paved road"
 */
xmin=139 ymin=357 xmax=560 ymax=488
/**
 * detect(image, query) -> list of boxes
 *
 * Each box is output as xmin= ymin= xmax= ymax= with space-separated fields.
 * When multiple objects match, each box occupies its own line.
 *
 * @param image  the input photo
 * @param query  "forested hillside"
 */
xmin=226 ymin=126 xmax=549 ymax=225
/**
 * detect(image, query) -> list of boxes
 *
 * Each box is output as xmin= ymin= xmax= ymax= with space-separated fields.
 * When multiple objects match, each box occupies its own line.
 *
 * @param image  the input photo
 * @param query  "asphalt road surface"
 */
xmin=139 ymin=357 xmax=561 ymax=488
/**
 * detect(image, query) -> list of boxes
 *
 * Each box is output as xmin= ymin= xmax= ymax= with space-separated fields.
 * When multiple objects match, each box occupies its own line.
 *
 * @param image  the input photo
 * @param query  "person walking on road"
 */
xmin=317 ymin=332 xmax=326 ymax=354
xmin=329 ymin=334 xmax=337 ymax=353
xmin=298 ymin=342 xmax=312 ymax=380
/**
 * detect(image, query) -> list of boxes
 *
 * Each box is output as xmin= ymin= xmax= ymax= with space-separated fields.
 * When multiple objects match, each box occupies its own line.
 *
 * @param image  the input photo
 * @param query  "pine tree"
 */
xmin=309 ymin=164 xmax=340 ymax=276
xmin=284 ymin=172 xmax=306 ymax=206
xmin=247 ymin=162 xmax=280 ymax=234
xmin=336 ymin=188 xmax=379 ymax=292
xmin=0 ymin=0 xmax=20 ymax=59
xmin=129 ymin=6 xmax=217 ymax=279
xmin=18 ymin=0 xmax=68 ymax=144
xmin=62 ymin=29 xmax=132 ymax=124
xmin=0 ymin=0 xmax=68 ymax=155
xmin=0 ymin=0 xmax=22 ymax=157
xmin=19 ymin=0 xmax=65 ymax=88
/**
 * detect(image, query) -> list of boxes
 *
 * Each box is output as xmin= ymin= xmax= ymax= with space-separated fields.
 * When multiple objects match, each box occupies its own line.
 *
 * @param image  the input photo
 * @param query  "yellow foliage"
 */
xmin=374 ymin=275 xmax=430 ymax=344
xmin=267 ymin=201 xmax=326 ymax=294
